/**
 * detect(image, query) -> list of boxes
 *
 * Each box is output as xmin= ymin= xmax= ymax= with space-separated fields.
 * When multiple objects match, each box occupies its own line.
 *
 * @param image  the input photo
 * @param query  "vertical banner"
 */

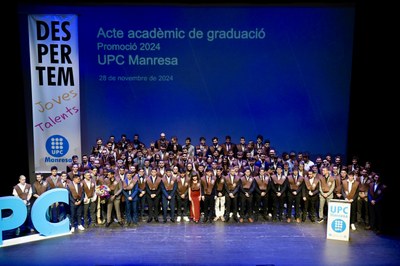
xmin=28 ymin=15 xmax=81 ymax=173
xmin=327 ymin=199 xmax=351 ymax=241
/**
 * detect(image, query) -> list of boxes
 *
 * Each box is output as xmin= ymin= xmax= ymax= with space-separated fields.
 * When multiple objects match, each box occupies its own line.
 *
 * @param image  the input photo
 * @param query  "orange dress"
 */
xmin=189 ymin=181 xmax=201 ymax=222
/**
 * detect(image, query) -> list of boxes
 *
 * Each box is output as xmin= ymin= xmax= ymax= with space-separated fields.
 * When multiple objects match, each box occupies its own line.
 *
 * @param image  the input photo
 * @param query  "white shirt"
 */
xmin=348 ymin=179 xmax=354 ymax=193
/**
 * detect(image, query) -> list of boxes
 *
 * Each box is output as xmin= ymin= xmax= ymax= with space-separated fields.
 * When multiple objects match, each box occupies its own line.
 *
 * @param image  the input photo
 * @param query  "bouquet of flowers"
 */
xmin=96 ymin=184 xmax=111 ymax=202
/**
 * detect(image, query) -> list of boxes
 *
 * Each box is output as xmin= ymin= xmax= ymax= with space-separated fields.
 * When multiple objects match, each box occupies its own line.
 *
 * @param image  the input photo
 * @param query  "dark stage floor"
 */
xmin=1 ymin=218 xmax=400 ymax=266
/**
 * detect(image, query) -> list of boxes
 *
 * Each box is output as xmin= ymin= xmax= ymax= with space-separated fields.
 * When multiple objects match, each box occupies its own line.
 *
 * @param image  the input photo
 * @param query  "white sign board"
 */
xmin=327 ymin=199 xmax=351 ymax=241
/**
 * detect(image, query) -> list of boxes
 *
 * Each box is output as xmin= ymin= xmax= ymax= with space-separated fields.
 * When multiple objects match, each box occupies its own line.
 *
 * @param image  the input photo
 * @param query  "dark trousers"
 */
xmin=369 ymin=201 xmax=383 ymax=232
xmin=147 ymin=194 xmax=160 ymax=219
xmin=70 ymin=202 xmax=83 ymax=227
xmin=83 ymin=201 xmax=96 ymax=226
xmin=162 ymin=194 xmax=175 ymax=220
xmin=239 ymin=193 xmax=253 ymax=219
xmin=272 ymin=194 xmax=285 ymax=220
xmin=176 ymin=194 xmax=189 ymax=217
xmin=225 ymin=194 xmax=238 ymax=219
xmin=287 ymin=192 xmax=301 ymax=219
xmin=203 ymin=194 xmax=215 ymax=219
xmin=125 ymin=199 xmax=139 ymax=223
xmin=138 ymin=195 xmax=147 ymax=217
xmin=303 ymin=194 xmax=318 ymax=221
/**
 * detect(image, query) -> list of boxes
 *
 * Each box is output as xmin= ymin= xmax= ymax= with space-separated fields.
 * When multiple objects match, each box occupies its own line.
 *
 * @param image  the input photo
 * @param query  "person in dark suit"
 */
xmin=146 ymin=169 xmax=162 ymax=222
xmin=200 ymin=167 xmax=216 ymax=223
xmin=253 ymin=167 xmax=270 ymax=221
xmin=224 ymin=167 xmax=241 ymax=222
xmin=122 ymin=170 xmax=139 ymax=225
xmin=136 ymin=168 xmax=147 ymax=221
xmin=367 ymin=174 xmax=387 ymax=234
xmin=270 ymin=165 xmax=288 ymax=221
xmin=239 ymin=167 xmax=255 ymax=223
xmin=176 ymin=168 xmax=190 ymax=222
xmin=286 ymin=167 xmax=304 ymax=223
xmin=68 ymin=174 xmax=85 ymax=232
xmin=302 ymin=170 xmax=320 ymax=222
xmin=161 ymin=168 xmax=177 ymax=223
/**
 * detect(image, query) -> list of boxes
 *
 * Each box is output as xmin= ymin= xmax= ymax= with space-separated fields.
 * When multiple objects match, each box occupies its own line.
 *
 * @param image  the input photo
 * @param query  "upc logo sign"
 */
xmin=331 ymin=219 xmax=346 ymax=233
xmin=46 ymin=135 xmax=69 ymax=157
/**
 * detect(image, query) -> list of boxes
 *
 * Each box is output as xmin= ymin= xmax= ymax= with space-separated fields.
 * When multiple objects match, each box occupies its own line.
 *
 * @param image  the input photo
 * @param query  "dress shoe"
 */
xmin=351 ymin=223 xmax=356 ymax=231
xmin=171 ymin=219 xmax=175 ymax=223
xmin=147 ymin=218 xmax=153 ymax=223
xmin=105 ymin=222 xmax=112 ymax=227
xmin=154 ymin=218 xmax=159 ymax=223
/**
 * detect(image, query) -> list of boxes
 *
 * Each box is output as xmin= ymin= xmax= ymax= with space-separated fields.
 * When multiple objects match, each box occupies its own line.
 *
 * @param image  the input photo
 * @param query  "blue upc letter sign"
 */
xmin=0 ymin=188 xmax=69 ymax=245
xmin=329 ymin=205 xmax=349 ymax=215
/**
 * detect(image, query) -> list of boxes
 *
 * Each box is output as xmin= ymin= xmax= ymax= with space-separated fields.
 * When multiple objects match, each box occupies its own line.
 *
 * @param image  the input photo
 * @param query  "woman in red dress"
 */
xmin=189 ymin=173 xmax=201 ymax=223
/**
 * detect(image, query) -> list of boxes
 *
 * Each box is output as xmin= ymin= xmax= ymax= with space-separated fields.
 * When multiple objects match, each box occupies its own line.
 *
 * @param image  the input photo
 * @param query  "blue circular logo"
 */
xmin=46 ymin=135 xmax=69 ymax=157
xmin=331 ymin=219 xmax=346 ymax=233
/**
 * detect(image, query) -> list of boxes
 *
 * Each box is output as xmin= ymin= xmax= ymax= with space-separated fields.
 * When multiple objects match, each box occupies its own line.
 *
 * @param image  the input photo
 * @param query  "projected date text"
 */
xmin=98 ymin=74 xmax=174 ymax=82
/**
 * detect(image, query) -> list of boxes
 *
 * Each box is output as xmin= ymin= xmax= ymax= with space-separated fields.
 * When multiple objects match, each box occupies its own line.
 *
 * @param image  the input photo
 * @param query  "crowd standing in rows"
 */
xmin=12 ymin=133 xmax=387 ymax=236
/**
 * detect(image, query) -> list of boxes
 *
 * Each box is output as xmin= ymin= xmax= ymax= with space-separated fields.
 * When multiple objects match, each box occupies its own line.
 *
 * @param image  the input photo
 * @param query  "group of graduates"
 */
xmin=12 ymin=133 xmax=387 ymax=236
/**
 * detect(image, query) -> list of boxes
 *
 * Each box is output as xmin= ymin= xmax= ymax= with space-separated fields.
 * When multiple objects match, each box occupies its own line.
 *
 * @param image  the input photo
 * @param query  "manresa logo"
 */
xmin=331 ymin=219 xmax=346 ymax=233
xmin=46 ymin=135 xmax=69 ymax=157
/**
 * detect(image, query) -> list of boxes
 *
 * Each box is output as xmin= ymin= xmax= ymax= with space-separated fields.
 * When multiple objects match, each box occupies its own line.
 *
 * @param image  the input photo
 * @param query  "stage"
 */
xmin=1 ymin=218 xmax=399 ymax=266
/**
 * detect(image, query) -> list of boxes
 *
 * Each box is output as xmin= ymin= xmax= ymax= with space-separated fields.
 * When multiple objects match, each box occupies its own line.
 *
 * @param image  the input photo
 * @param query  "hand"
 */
xmin=201 ymin=196 xmax=205 ymax=201
xmin=303 ymin=197 xmax=306 ymax=201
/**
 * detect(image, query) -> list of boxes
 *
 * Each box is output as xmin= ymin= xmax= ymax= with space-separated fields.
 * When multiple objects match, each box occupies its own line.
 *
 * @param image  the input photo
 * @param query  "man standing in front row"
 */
xmin=12 ymin=175 xmax=33 ymax=236
xmin=317 ymin=166 xmax=335 ymax=223
xmin=67 ymin=174 xmax=85 ymax=232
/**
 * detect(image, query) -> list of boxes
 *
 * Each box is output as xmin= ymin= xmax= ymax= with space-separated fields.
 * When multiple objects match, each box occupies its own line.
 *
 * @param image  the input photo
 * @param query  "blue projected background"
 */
xmin=19 ymin=5 xmax=355 ymax=157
